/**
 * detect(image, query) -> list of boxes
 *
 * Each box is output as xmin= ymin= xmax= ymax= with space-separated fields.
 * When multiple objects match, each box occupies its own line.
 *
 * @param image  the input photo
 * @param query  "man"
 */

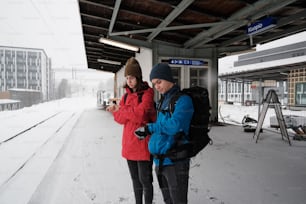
xmin=135 ymin=63 xmax=194 ymax=204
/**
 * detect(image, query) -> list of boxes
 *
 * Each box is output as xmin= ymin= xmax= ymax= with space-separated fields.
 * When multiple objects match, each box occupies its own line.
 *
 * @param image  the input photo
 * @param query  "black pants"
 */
xmin=156 ymin=160 xmax=190 ymax=204
xmin=127 ymin=159 xmax=153 ymax=204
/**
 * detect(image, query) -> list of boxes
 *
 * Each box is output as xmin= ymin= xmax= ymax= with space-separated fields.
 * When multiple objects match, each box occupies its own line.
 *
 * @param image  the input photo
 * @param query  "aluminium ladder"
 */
xmin=253 ymin=89 xmax=291 ymax=145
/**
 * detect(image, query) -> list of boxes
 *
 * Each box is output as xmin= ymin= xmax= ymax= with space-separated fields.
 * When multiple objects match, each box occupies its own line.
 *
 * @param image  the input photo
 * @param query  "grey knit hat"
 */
xmin=149 ymin=63 xmax=175 ymax=83
xmin=124 ymin=57 xmax=142 ymax=79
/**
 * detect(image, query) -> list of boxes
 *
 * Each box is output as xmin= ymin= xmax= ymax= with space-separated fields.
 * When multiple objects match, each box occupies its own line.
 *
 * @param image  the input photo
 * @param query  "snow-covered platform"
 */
xmin=30 ymin=109 xmax=306 ymax=204
xmin=1 ymin=101 xmax=306 ymax=204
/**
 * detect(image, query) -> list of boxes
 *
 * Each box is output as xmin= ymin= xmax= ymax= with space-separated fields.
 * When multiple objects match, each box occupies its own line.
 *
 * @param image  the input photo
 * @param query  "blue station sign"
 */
xmin=169 ymin=59 xmax=207 ymax=66
xmin=247 ymin=17 xmax=277 ymax=36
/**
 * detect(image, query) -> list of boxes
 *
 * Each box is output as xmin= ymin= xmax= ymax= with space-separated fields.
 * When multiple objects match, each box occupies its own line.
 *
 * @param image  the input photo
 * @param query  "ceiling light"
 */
xmin=280 ymin=72 xmax=288 ymax=76
xmin=97 ymin=59 xmax=121 ymax=65
xmin=99 ymin=37 xmax=139 ymax=52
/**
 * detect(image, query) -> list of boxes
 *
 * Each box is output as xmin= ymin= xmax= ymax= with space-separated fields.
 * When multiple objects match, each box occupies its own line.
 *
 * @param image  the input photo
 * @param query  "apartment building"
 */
xmin=0 ymin=46 xmax=52 ymax=107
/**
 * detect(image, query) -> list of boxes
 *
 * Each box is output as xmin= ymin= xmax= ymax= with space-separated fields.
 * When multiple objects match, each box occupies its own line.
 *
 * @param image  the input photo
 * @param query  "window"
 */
xmin=170 ymin=66 xmax=181 ymax=85
xmin=190 ymin=68 xmax=208 ymax=87
xmin=295 ymin=83 xmax=306 ymax=105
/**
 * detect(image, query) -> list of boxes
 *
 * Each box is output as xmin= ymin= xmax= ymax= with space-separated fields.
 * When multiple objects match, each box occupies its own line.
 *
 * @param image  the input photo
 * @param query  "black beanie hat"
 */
xmin=150 ymin=63 xmax=175 ymax=83
xmin=124 ymin=57 xmax=142 ymax=79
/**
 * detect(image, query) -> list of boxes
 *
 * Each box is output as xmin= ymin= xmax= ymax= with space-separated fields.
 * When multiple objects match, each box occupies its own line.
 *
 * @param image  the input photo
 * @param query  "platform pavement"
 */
xmin=201 ymin=123 xmax=306 ymax=204
xmin=29 ymin=107 xmax=306 ymax=204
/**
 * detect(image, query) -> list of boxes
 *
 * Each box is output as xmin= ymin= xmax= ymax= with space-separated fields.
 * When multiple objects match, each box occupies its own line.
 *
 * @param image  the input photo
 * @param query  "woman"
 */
xmin=106 ymin=57 xmax=156 ymax=204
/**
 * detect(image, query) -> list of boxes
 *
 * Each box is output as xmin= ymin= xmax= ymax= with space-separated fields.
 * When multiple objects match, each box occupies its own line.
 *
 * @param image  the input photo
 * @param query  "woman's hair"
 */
xmin=123 ymin=78 xmax=148 ymax=92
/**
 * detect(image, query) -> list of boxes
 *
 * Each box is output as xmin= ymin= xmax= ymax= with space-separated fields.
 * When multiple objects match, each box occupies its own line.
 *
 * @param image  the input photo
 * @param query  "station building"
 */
xmin=219 ymin=40 xmax=306 ymax=109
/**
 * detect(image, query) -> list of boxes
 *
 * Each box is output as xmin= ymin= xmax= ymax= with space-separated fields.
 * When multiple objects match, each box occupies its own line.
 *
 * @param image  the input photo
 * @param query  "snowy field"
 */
xmin=0 ymin=97 xmax=306 ymax=204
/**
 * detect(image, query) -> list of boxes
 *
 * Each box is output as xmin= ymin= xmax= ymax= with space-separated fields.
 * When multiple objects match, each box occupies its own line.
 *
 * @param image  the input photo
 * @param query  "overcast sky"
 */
xmin=0 ymin=0 xmax=87 ymax=69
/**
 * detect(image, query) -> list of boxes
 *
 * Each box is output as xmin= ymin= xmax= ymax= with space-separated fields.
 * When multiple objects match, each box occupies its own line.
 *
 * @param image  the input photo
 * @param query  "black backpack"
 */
xmin=159 ymin=86 xmax=212 ymax=160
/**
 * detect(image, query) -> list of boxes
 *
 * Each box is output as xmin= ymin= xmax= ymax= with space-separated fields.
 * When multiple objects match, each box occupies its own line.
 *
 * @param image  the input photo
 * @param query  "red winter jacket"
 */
xmin=113 ymin=83 xmax=156 ymax=161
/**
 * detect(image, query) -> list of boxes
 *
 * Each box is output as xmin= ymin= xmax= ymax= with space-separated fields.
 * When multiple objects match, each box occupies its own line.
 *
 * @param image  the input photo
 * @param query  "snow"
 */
xmin=0 ymin=97 xmax=306 ymax=204
xmin=219 ymin=103 xmax=306 ymax=135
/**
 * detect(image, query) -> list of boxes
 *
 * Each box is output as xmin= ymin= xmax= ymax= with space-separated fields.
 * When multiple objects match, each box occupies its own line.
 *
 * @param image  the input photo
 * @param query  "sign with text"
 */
xmin=168 ymin=59 xmax=207 ymax=66
xmin=247 ymin=17 xmax=277 ymax=36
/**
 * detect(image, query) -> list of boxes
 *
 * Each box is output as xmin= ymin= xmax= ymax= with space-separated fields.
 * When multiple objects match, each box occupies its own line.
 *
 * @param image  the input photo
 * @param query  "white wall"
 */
xmin=136 ymin=47 xmax=153 ymax=83
xmin=116 ymin=66 xmax=125 ymax=98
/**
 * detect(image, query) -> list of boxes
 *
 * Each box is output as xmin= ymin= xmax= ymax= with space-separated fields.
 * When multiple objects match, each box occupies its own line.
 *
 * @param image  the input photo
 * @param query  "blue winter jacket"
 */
xmin=147 ymin=85 xmax=194 ymax=166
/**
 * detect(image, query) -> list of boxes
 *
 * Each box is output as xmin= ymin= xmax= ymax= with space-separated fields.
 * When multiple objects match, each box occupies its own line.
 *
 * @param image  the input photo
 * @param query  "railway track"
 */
xmin=0 ymin=112 xmax=61 ymax=145
xmin=0 ymin=111 xmax=78 ymax=191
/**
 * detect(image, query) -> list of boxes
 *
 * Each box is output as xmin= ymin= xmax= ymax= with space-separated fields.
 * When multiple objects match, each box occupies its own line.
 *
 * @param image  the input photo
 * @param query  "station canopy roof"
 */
xmin=219 ymin=61 xmax=306 ymax=82
xmin=78 ymin=0 xmax=306 ymax=73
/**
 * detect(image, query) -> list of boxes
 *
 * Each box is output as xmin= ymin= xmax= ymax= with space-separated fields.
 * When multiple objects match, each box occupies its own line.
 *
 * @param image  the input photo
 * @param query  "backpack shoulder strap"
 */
xmin=156 ymin=91 xmax=184 ymax=114
xmin=169 ymin=91 xmax=184 ymax=115
xmin=137 ymin=92 xmax=144 ymax=103
xmin=156 ymin=95 xmax=164 ymax=112
xmin=123 ymin=93 xmax=128 ymax=104
xmin=123 ymin=92 xmax=144 ymax=104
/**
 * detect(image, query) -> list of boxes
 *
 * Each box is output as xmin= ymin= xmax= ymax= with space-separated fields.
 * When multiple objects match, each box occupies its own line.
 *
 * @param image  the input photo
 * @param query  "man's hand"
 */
xmin=134 ymin=126 xmax=150 ymax=140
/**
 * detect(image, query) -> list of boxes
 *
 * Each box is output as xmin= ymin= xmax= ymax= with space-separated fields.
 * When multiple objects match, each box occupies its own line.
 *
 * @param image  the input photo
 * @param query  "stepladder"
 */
xmin=254 ymin=89 xmax=291 ymax=145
